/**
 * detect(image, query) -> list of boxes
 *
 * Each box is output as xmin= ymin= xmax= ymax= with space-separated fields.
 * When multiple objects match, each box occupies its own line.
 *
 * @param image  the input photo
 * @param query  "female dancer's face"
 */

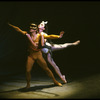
xmin=38 ymin=23 xmax=45 ymax=30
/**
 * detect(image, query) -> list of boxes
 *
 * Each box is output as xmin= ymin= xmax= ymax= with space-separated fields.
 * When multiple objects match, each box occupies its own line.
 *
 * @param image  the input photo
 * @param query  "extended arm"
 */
xmin=43 ymin=31 xmax=64 ymax=39
xmin=8 ymin=23 xmax=27 ymax=35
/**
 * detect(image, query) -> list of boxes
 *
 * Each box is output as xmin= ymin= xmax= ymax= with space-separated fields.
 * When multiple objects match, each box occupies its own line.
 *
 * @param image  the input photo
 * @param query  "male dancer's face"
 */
xmin=29 ymin=23 xmax=37 ymax=33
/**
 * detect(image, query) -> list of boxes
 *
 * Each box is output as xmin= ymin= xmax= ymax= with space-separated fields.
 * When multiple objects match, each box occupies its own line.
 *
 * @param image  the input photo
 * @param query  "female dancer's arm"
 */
xmin=26 ymin=34 xmax=38 ymax=47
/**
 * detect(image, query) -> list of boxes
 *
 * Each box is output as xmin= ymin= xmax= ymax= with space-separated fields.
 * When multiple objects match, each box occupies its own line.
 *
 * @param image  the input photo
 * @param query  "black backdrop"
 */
xmin=0 ymin=1 xmax=100 ymax=80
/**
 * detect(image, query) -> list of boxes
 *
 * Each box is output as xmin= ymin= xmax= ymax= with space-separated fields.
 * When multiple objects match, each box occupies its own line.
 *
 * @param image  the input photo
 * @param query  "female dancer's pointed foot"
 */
xmin=61 ymin=75 xmax=67 ymax=84
xmin=54 ymin=81 xmax=62 ymax=86
xmin=73 ymin=40 xmax=80 ymax=45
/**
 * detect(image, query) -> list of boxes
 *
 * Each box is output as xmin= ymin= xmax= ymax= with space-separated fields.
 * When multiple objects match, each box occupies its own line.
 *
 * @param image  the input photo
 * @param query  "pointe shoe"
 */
xmin=73 ymin=40 xmax=80 ymax=45
xmin=61 ymin=75 xmax=67 ymax=84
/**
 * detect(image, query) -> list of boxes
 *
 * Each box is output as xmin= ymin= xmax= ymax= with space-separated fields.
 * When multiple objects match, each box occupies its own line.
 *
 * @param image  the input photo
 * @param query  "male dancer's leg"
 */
xmin=47 ymin=53 xmax=67 ymax=83
xmin=26 ymin=56 xmax=35 ymax=88
xmin=36 ymin=54 xmax=62 ymax=86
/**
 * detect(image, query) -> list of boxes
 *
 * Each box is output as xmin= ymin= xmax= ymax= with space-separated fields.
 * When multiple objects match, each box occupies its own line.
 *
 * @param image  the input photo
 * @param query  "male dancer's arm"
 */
xmin=40 ymin=32 xmax=45 ymax=46
xmin=8 ymin=23 xmax=27 ymax=35
xmin=8 ymin=23 xmax=37 ymax=47
xmin=40 ymin=31 xmax=64 ymax=47
xmin=43 ymin=31 xmax=64 ymax=39
xmin=41 ymin=35 xmax=45 ymax=46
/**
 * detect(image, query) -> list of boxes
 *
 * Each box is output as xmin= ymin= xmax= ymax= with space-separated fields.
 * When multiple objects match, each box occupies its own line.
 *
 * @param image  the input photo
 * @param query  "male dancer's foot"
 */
xmin=54 ymin=81 xmax=62 ymax=86
xmin=73 ymin=40 xmax=80 ymax=45
xmin=25 ymin=84 xmax=30 ymax=89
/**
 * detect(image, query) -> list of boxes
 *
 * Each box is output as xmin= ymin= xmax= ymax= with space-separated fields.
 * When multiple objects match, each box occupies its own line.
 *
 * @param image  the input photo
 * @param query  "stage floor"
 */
xmin=0 ymin=73 xmax=100 ymax=99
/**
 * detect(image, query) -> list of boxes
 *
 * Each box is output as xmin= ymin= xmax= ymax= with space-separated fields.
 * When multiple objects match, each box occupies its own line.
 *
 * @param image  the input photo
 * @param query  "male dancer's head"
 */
xmin=29 ymin=23 xmax=38 ymax=35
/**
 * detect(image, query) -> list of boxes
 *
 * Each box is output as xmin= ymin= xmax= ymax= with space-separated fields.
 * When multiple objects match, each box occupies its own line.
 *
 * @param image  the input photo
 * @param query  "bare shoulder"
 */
xmin=37 ymin=33 xmax=41 ymax=37
xmin=43 ymin=32 xmax=48 ymax=36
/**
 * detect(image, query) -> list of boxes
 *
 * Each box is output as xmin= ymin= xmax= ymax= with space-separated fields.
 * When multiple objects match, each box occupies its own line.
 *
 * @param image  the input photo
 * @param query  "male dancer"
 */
xmin=8 ymin=23 xmax=64 ymax=88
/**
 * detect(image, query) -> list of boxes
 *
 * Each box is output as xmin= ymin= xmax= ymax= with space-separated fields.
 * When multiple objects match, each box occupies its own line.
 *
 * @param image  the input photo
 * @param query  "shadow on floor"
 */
xmin=0 ymin=84 xmax=56 ymax=93
xmin=0 ymin=84 xmax=59 ymax=98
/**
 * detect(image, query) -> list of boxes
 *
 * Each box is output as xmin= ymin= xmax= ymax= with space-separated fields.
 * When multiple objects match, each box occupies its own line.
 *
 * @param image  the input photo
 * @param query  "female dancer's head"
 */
xmin=38 ymin=21 xmax=48 ymax=32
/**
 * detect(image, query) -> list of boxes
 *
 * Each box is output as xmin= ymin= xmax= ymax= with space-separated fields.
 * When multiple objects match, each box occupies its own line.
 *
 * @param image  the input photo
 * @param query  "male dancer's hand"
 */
xmin=59 ymin=31 xmax=64 ymax=38
xmin=8 ymin=22 xmax=12 ymax=26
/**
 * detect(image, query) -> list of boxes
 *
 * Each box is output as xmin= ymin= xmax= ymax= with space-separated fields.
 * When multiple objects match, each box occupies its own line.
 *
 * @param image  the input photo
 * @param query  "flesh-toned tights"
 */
xmin=26 ymin=50 xmax=62 ymax=87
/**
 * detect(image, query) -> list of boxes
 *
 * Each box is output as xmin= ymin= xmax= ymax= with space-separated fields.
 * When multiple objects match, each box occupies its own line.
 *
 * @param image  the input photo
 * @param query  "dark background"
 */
xmin=0 ymin=1 xmax=100 ymax=82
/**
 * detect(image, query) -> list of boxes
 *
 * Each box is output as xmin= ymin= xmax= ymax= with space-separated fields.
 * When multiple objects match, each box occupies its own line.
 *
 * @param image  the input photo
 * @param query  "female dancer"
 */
xmin=38 ymin=21 xmax=80 ymax=84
